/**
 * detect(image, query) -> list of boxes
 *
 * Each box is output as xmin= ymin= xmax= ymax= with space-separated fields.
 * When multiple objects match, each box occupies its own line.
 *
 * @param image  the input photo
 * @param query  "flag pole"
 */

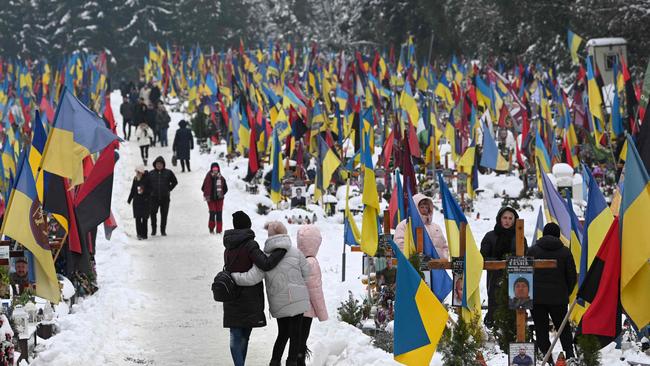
xmin=53 ymin=231 xmax=70 ymax=262
xmin=542 ymin=298 xmax=578 ymax=364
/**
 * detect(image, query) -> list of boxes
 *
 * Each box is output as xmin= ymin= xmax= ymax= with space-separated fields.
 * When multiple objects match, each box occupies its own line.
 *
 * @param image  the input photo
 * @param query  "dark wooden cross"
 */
xmin=427 ymin=218 xmax=557 ymax=342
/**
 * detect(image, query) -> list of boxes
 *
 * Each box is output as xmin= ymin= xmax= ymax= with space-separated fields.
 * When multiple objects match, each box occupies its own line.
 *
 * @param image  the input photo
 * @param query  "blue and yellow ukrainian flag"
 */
xmin=567 ymin=30 xmax=584 ymax=65
xmin=438 ymin=174 xmax=483 ymax=319
xmin=314 ymin=135 xmax=340 ymax=201
xmin=29 ymin=110 xmax=48 ymax=202
xmin=343 ymin=181 xmax=360 ymax=246
xmin=480 ymin=121 xmax=509 ymax=171
xmin=270 ymin=128 xmax=284 ymax=204
xmin=390 ymin=239 xmax=447 ymax=366
xmin=581 ymin=165 xmax=613 ymax=285
xmin=40 ymin=88 xmax=119 ymax=186
xmin=540 ymin=166 xmax=572 ymax=244
xmin=361 ymin=131 xmax=379 ymax=256
xmin=586 ymin=58 xmax=605 ymax=142
xmin=399 ymin=82 xmax=419 ymax=127
xmin=1 ymin=135 xmax=16 ymax=182
xmin=0 ymin=147 xmax=60 ymax=303
xmin=620 ymin=135 xmax=650 ymax=328
xmin=535 ymin=131 xmax=552 ymax=190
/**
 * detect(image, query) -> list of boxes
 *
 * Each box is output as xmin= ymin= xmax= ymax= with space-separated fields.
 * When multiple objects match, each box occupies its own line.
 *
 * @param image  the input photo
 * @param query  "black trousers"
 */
xmin=271 ymin=314 xmax=303 ymax=362
xmin=150 ymin=197 xmax=170 ymax=233
xmin=180 ymin=159 xmax=191 ymax=172
xmin=532 ymin=303 xmax=575 ymax=359
xmin=140 ymin=145 xmax=149 ymax=161
xmin=299 ymin=316 xmax=313 ymax=364
xmin=123 ymin=121 xmax=132 ymax=140
xmin=135 ymin=216 xmax=148 ymax=238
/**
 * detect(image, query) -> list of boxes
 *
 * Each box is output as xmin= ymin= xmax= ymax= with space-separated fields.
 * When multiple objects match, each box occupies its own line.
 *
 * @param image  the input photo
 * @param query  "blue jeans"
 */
xmin=230 ymin=327 xmax=252 ymax=366
xmin=159 ymin=127 xmax=168 ymax=146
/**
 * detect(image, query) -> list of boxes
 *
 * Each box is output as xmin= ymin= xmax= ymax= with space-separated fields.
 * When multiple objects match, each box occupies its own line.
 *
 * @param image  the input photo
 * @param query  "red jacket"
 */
xmin=201 ymin=173 xmax=228 ymax=201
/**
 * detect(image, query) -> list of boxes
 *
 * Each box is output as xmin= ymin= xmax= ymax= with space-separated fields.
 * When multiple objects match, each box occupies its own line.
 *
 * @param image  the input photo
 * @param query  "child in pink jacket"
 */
xmin=296 ymin=225 xmax=328 ymax=366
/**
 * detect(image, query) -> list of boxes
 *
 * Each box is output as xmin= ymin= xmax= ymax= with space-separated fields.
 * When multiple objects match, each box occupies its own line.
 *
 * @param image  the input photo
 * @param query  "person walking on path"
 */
xmin=173 ymin=119 xmax=194 ymax=172
xmin=149 ymin=156 xmax=178 ymax=236
xmin=135 ymin=122 xmax=154 ymax=165
xmin=155 ymin=101 xmax=171 ymax=147
xmin=232 ymin=221 xmax=310 ymax=366
xmin=223 ymin=212 xmax=287 ymax=366
xmin=480 ymin=206 xmax=528 ymax=327
xmin=127 ymin=165 xmax=151 ymax=240
xmin=120 ymin=96 xmax=133 ymax=140
xmin=528 ymin=222 xmax=577 ymax=362
xmin=201 ymin=162 xmax=228 ymax=234
xmin=295 ymin=225 xmax=328 ymax=366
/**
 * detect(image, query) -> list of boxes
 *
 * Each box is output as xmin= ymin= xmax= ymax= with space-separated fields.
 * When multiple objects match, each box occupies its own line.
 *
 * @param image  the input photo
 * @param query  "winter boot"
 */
xmin=208 ymin=221 xmax=215 ymax=234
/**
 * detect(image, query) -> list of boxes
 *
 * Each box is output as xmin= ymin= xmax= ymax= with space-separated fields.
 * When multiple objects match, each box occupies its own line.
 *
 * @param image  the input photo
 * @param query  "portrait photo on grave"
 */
xmin=507 ymin=257 xmax=534 ymax=310
xmin=451 ymin=258 xmax=464 ymax=307
xmin=291 ymin=186 xmax=307 ymax=208
xmin=509 ymin=342 xmax=535 ymax=366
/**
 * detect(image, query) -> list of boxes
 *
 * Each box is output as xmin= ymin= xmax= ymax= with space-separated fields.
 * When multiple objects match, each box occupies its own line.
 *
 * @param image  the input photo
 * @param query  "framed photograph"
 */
xmin=290 ymin=187 xmax=307 ymax=208
xmin=451 ymin=258 xmax=464 ymax=307
xmin=457 ymin=172 xmax=468 ymax=195
xmin=509 ymin=342 xmax=535 ymax=366
xmin=507 ymin=257 xmax=534 ymax=310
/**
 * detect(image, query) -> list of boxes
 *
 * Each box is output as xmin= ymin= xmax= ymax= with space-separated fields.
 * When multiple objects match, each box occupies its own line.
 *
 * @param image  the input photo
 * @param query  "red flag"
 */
xmin=75 ymin=147 xmax=116 ymax=238
xmin=382 ymin=130 xmax=394 ymax=170
xmin=407 ymin=119 xmax=421 ymax=158
xmin=577 ymin=217 xmax=621 ymax=337
xmin=40 ymin=96 xmax=55 ymax=124
xmin=248 ymin=120 xmax=259 ymax=176
xmin=104 ymin=95 xmax=117 ymax=134
xmin=388 ymin=181 xmax=399 ymax=228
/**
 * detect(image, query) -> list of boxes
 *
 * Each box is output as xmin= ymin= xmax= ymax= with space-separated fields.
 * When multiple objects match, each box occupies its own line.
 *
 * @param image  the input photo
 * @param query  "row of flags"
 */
xmin=140 ymin=37 xmax=650 ymax=365
xmin=0 ymin=51 xmax=118 ymax=303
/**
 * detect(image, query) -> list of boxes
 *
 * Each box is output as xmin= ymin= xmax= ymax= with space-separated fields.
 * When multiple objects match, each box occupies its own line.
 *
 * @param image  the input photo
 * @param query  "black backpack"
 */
xmin=211 ymin=249 xmax=242 ymax=302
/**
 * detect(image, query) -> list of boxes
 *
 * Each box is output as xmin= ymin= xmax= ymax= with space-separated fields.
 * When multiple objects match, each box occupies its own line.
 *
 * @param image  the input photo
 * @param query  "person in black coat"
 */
xmin=223 ymin=211 xmax=286 ymax=366
xmin=149 ymin=156 xmax=178 ymax=236
xmin=119 ymin=96 xmax=133 ymax=140
xmin=133 ymin=98 xmax=148 ymax=126
xmin=528 ymin=223 xmax=577 ymax=360
xmin=173 ymin=120 xmax=194 ymax=172
xmin=480 ymin=206 xmax=528 ymax=327
xmin=127 ymin=166 xmax=150 ymax=240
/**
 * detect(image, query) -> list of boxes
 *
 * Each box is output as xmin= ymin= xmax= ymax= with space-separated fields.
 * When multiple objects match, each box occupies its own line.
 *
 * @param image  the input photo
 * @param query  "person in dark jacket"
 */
xmin=133 ymin=97 xmax=148 ymax=126
xmin=528 ymin=222 xmax=577 ymax=360
xmin=173 ymin=120 xmax=194 ymax=172
xmin=155 ymin=101 xmax=171 ymax=147
xmin=223 ymin=211 xmax=287 ymax=366
xmin=119 ymin=96 xmax=133 ymax=140
xmin=480 ymin=206 xmax=528 ymax=327
xmin=127 ymin=166 xmax=150 ymax=240
xmin=149 ymin=156 xmax=178 ymax=236
xmin=201 ymin=162 xmax=228 ymax=234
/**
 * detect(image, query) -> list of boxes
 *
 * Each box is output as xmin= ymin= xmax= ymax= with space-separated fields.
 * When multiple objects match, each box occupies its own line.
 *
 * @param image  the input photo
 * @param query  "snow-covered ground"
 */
xmin=28 ymin=91 xmax=650 ymax=365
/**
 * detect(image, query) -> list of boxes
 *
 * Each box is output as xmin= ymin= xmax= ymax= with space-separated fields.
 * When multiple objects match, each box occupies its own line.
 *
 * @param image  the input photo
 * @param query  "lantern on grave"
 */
xmin=11 ymin=305 xmax=27 ymax=337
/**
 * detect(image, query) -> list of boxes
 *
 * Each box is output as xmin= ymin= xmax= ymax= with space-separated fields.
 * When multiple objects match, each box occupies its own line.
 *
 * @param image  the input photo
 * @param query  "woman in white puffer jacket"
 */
xmin=232 ymin=221 xmax=310 ymax=366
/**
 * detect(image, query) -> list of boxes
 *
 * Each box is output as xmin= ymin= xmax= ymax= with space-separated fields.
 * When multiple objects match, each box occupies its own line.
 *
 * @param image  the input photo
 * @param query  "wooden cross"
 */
xmin=427 ymin=218 xmax=557 ymax=342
